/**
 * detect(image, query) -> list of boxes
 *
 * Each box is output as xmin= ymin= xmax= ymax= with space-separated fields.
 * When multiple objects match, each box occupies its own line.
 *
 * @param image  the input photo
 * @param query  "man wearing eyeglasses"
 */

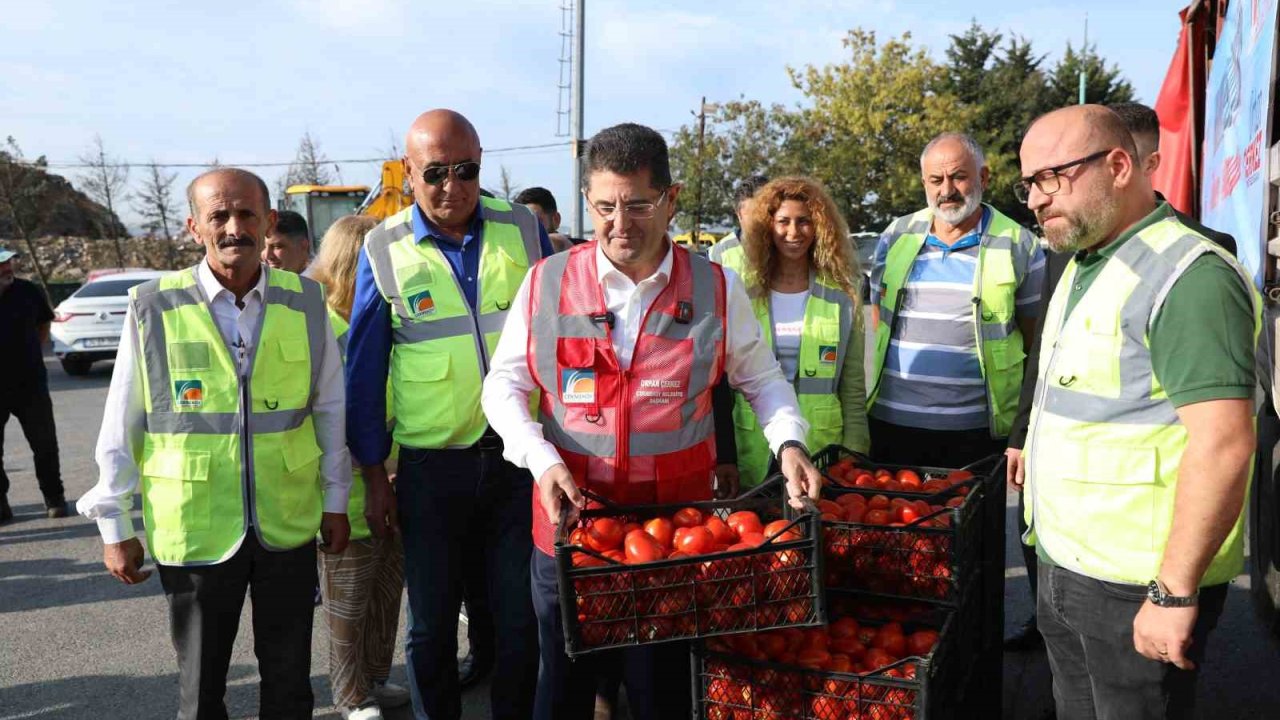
xmin=867 ymin=133 xmax=1045 ymax=468
xmin=481 ymin=122 xmax=822 ymax=719
xmin=1017 ymin=104 xmax=1257 ymax=720
xmin=346 ymin=108 xmax=553 ymax=720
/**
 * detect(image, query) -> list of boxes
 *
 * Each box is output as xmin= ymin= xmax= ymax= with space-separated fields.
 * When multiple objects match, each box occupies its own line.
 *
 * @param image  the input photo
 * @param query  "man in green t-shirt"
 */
xmin=1016 ymin=104 xmax=1256 ymax=720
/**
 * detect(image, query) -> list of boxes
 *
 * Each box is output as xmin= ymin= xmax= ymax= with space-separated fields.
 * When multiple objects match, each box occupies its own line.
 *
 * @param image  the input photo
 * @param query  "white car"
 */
xmin=50 ymin=270 xmax=165 ymax=375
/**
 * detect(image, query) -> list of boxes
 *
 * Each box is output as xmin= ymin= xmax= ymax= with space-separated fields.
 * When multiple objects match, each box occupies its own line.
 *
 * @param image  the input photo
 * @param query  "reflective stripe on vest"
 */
xmin=733 ymin=274 xmax=856 ymax=486
xmin=1024 ymin=219 xmax=1262 ymax=586
xmin=131 ymin=266 xmax=327 ymax=565
xmin=867 ymin=204 xmax=1032 ymax=437
xmin=364 ymin=197 xmax=541 ymax=449
xmin=526 ymin=242 xmax=727 ymax=554
xmin=708 ymin=234 xmax=745 ymax=277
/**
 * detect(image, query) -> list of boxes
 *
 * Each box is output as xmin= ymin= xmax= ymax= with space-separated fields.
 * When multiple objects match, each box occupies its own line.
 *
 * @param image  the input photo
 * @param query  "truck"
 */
xmin=1156 ymin=0 xmax=1280 ymax=631
xmin=280 ymin=160 xmax=415 ymax=245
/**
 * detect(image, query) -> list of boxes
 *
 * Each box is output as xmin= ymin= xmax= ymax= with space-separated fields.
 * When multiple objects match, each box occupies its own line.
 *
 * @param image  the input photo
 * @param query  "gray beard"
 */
xmin=931 ymin=191 xmax=983 ymax=226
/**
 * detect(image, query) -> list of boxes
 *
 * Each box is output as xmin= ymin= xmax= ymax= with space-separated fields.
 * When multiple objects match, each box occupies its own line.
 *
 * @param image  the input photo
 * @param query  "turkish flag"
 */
xmin=1152 ymin=7 xmax=1196 ymax=215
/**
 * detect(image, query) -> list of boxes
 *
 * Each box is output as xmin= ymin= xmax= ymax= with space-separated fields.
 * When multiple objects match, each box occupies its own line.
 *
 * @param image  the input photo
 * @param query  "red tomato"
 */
xmin=867 ymin=494 xmax=890 ymax=510
xmin=829 ymin=617 xmax=860 ymax=639
xmin=811 ymin=697 xmax=843 ymax=717
xmin=863 ymin=509 xmax=891 ymax=526
xmin=878 ymin=631 xmax=907 ymax=658
xmin=622 ymin=521 xmax=642 ymax=536
xmin=739 ymin=532 xmax=766 ymax=547
xmin=796 ymin=648 xmax=831 ymax=670
xmin=568 ymin=527 xmax=589 ymax=547
xmin=864 ymin=648 xmax=896 ymax=671
xmin=726 ymin=510 xmax=764 ymax=537
xmin=829 ymin=636 xmax=866 ymax=660
xmin=854 ymin=472 xmax=877 ymax=488
xmin=672 ymin=507 xmax=705 ymax=528
xmin=907 ymin=629 xmax=939 ymax=656
xmin=602 ymin=549 xmax=626 ymax=563
xmin=586 ymin=518 xmax=624 ymax=552
xmin=855 ymin=626 xmax=878 ymax=646
xmin=643 ymin=517 xmax=675 ymax=549
xmin=676 ymin=526 xmax=715 ymax=555
xmin=624 ymin=531 xmax=664 ymax=564
xmin=757 ymin=633 xmax=787 ymax=659
xmin=895 ymin=468 xmax=922 ymax=489
xmin=703 ymin=515 xmax=737 ymax=545
xmin=945 ymin=496 xmax=964 ymax=508
xmin=897 ymin=505 xmax=920 ymax=524
xmin=816 ymin=499 xmax=845 ymax=520
xmin=572 ymin=550 xmax=605 ymax=568
xmin=763 ymin=519 xmax=799 ymax=541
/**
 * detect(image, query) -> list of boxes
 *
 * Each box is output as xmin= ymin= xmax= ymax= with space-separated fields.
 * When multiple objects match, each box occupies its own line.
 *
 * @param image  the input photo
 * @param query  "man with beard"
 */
xmin=867 ymin=132 xmax=1044 ymax=467
xmin=1018 ymin=105 xmax=1257 ymax=719
xmin=78 ymin=167 xmax=351 ymax=717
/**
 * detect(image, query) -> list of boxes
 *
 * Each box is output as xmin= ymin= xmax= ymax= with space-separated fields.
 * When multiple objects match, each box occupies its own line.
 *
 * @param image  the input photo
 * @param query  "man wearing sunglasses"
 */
xmin=1017 ymin=104 xmax=1258 ymax=720
xmin=346 ymin=108 xmax=554 ymax=720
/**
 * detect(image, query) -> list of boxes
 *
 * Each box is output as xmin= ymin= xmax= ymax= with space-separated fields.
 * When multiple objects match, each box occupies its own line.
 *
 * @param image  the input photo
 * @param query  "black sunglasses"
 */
xmin=421 ymin=161 xmax=481 ymax=186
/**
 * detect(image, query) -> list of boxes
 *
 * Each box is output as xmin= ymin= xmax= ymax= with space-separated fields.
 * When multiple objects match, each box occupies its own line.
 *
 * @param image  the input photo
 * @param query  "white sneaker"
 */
xmin=340 ymin=704 xmax=383 ymax=720
xmin=371 ymin=680 xmax=411 ymax=708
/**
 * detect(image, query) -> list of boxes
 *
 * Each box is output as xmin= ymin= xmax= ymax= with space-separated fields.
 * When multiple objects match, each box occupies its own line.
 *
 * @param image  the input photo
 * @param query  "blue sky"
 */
xmin=1 ymin=0 xmax=1185 ymax=233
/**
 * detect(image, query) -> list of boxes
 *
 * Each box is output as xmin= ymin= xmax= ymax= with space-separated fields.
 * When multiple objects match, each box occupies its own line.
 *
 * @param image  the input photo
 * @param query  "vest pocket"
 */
xmin=141 ymin=448 xmax=211 ymax=532
xmin=265 ymin=338 xmax=311 ymax=410
xmin=1059 ymin=442 xmax=1159 ymax=552
xmin=399 ymin=352 xmax=454 ymax=429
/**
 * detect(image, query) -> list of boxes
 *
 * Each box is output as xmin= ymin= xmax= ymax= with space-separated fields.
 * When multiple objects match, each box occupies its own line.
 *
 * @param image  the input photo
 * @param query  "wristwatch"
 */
xmin=1147 ymin=579 xmax=1198 ymax=607
xmin=775 ymin=440 xmax=809 ymax=460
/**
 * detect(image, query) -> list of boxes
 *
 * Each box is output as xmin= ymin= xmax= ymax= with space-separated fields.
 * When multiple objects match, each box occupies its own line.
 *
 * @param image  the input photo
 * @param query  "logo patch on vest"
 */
xmin=819 ymin=345 xmax=838 ymax=365
xmin=406 ymin=290 xmax=436 ymax=316
xmin=175 ymin=379 xmax=203 ymax=408
xmin=561 ymin=369 xmax=596 ymax=404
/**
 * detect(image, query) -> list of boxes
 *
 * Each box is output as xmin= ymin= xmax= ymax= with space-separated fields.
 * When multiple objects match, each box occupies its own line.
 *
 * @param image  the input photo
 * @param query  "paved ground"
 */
xmin=3 ymin=354 xmax=1280 ymax=719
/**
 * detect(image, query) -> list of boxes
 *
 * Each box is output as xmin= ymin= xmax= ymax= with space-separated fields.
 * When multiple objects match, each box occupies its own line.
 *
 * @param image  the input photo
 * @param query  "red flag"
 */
xmin=1152 ymin=7 xmax=1196 ymax=215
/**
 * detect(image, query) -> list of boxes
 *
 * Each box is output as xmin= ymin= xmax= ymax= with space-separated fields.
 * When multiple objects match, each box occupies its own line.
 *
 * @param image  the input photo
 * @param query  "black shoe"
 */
xmin=458 ymin=650 xmax=493 ymax=689
xmin=0 ymin=497 xmax=12 ymax=524
xmin=46 ymin=501 xmax=68 ymax=519
xmin=1004 ymin=617 xmax=1044 ymax=651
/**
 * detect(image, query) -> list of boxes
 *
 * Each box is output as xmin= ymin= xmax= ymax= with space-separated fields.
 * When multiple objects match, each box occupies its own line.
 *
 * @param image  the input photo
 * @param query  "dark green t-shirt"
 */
xmin=1036 ymin=203 xmax=1256 ymax=566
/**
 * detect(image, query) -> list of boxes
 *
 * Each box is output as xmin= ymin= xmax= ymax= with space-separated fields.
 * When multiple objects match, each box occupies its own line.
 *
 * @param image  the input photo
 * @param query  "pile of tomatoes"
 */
xmin=566 ymin=507 xmax=820 ymax=649
xmin=702 ymin=618 xmax=941 ymax=720
xmin=823 ymin=456 xmax=974 ymax=496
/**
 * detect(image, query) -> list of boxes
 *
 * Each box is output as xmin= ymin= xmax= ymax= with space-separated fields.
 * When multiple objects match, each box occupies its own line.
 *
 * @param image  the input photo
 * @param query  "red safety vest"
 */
xmin=526 ymin=242 xmax=727 ymax=554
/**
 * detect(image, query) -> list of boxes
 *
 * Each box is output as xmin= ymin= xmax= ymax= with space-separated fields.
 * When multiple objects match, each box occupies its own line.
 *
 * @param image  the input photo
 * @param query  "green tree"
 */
xmin=787 ymin=30 xmax=978 ymax=231
xmin=1044 ymin=43 xmax=1136 ymax=109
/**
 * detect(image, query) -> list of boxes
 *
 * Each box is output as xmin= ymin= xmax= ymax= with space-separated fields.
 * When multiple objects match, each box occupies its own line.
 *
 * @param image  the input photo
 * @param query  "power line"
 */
xmin=21 ymin=141 xmax=572 ymax=170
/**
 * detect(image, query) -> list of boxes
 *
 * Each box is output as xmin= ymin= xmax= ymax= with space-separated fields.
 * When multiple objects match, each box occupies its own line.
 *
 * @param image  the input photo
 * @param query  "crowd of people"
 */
xmin=0 ymin=97 xmax=1249 ymax=720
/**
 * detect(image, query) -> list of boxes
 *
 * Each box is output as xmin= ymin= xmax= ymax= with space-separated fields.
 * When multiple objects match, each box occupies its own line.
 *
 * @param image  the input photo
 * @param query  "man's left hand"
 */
xmin=319 ymin=512 xmax=351 ymax=555
xmin=1133 ymin=599 xmax=1198 ymax=670
xmin=779 ymin=446 xmax=822 ymax=510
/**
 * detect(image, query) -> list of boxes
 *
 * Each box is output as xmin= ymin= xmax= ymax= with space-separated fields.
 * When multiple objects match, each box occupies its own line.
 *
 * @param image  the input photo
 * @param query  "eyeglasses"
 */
xmin=421 ymin=161 xmax=481 ymax=186
xmin=585 ymin=189 xmax=669 ymax=221
xmin=1014 ymin=150 xmax=1112 ymax=203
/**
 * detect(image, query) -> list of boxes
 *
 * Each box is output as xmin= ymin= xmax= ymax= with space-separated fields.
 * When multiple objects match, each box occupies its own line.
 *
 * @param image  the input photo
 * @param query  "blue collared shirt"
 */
xmin=345 ymin=203 xmax=553 ymax=465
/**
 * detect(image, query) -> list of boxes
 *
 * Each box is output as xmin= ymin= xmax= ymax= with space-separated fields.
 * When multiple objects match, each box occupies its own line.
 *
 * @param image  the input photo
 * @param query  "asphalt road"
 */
xmin=3 ymin=353 xmax=1280 ymax=719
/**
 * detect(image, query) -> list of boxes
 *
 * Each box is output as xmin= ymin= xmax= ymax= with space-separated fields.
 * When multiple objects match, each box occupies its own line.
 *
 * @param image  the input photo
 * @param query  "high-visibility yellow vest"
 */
xmin=131 ymin=266 xmax=328 ymax=565
xmin=733 ymin=275 xmax=858 ymax=486
xmin=364 ymin=197 xmax=541 ymax=449
xmin=708 ymin=233 xmax=745 ymax=277
xmin=868 ymin=204 xmax=1034 ymax=437
xmin=1024 ymin=217 xmax=1261 ymax=586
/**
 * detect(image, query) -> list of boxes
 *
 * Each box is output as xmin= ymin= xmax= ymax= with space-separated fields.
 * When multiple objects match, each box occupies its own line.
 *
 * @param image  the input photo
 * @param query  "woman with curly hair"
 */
xmin=729 ymin=176 xmax=870 ymax=487
xmin=311 ymin=214 xmax=409 ymax=720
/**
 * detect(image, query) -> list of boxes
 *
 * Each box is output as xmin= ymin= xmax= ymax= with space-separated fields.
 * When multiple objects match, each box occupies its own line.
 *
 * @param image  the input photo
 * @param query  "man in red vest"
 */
xmin=482 ymin=123 xmax=822 ymax=720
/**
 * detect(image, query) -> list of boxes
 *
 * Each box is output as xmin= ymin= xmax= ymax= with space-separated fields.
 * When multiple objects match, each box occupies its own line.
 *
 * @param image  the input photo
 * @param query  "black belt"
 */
xmin=402 ymin=429 xmax=504 ymax=457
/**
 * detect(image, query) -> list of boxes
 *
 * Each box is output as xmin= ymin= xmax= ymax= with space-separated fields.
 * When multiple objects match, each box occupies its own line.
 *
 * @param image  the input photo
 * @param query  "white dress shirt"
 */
xmin=77 ymin=261 xmax=351 ymax=546
xmin=482 ymin=241 xmax=809 ymax=482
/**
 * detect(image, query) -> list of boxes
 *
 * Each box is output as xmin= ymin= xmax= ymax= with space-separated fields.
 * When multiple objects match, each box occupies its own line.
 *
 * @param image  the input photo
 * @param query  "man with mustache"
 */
xmin=78 ymin=167 xmax=352 ymax=717
xmin=1017 ymin=104 xmax=1258 ymax=719
xmin=867 ymin=133 xmax=1044 ymax=468
xmin=346 ymin=109 xmax=553 ymax=720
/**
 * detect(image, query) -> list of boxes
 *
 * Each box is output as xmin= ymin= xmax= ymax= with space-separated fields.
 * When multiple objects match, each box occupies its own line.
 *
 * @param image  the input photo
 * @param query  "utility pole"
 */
xmin=692 ymin=97 xmax=709 ymax=248
xmin=1078 ymin=13 xmax=1088 ymax=104
xmin=570 ymin=0 xmax=586 ymax=238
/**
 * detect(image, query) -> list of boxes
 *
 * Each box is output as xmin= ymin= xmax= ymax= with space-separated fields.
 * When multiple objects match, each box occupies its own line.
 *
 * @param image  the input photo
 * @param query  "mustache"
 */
xmin=216 ymin=235 xmax=256 ymax=249
xmin=936 ymin=192 xmax=965 ymax=205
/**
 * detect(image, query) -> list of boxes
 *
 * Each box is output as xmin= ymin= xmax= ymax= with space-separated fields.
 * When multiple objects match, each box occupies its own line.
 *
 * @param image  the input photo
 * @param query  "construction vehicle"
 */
xmin=1156 ymin=0 xmax=1280 ymax=630
xmin=281 ymin=160 xmax=415 ymax=246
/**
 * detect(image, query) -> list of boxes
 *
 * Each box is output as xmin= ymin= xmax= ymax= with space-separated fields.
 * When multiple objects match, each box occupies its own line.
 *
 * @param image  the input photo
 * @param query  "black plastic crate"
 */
xmin=812 ymin=445 xmax=999 ymax=498
xmin=555 ymin=476 xmax=827 ymax=657
xmin=693 ymin=595 xmax=971 ymax=720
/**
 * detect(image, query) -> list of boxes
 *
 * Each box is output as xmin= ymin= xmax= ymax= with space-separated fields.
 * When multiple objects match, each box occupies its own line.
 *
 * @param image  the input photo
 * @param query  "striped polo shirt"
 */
xmin=868 ymin=207 xmax=1045 ymax=431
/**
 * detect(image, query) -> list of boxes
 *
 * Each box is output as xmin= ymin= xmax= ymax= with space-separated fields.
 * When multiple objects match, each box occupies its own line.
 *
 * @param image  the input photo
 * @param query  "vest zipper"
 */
xmin=1023 ymin=265 xmax=1074 ymax=549
xmin=238 ymin=342 xmax=258 ymax=535
xmin=616 ymin=369 xmax=631 ymax=479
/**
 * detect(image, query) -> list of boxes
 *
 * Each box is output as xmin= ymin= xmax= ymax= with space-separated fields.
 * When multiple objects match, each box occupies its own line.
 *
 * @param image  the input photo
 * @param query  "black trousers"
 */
xmin=396 ymin=444 xmax=538 ymax=720
xmin=1037 ymin=563 xmax=1228 ymax=720
xmin=868 ymin=416 xmax=1006 ymax=469
xmin=530 ymin=550 xmax=692 ymax=720
xmin=157 ymin=533 xmax=317 ymax=720
xmin=0 ymin=383 xmax=64 ymax=506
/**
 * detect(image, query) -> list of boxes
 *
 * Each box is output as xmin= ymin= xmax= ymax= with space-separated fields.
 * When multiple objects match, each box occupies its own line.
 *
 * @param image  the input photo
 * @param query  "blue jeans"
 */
xmin=1037 ymin=562 xmax=1228 ymax=720
xmin=396 ymin=444 xmax=538 ymax=720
